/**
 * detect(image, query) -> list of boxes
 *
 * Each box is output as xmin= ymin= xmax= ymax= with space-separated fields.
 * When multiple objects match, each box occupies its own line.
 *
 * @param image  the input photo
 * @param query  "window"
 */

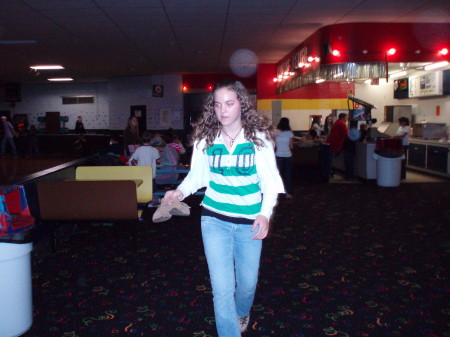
xmin=62 ymin=96 xmax=94 ymax=104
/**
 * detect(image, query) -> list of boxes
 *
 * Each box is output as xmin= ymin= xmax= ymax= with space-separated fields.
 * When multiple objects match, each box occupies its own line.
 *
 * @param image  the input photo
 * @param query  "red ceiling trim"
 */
xmin=278 ymin=22 xmax=450 ymax=72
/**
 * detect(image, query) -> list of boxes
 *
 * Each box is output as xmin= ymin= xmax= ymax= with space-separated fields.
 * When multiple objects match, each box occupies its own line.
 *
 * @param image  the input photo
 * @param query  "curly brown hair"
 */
xmin=191 ymin=80 xmax=273 ymax=151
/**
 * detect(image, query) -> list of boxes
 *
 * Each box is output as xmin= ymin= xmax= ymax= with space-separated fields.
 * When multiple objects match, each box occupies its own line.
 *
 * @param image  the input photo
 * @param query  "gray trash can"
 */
xmin=373 ymin=153 xmax=404 ymax=187
xmin=0 ymin=241 xmax=33 ymax=337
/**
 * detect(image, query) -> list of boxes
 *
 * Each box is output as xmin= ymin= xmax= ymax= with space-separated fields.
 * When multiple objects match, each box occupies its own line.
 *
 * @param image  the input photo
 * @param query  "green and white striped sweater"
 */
xmin=203 ymin=142 xmax=262 ymax=218
xmin=177 ymin=132 xmax=285 ymax=220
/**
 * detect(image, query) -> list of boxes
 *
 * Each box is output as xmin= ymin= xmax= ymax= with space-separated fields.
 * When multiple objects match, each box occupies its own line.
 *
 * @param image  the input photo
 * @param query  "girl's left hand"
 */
xmin=251 ymin=215 xmax=270 ymax=240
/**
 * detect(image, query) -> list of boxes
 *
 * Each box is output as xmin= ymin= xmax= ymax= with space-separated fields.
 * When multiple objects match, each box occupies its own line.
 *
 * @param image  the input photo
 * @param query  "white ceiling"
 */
xmin=0 ymin=0 xmax=449 ymax=84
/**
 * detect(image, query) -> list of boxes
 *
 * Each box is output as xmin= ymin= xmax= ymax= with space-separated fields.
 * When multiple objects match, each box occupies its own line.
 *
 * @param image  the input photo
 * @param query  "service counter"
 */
xmin=408 ymin=138 xmax=449 ymax=177
xmin=333 ymin=139 xmax=449 ymax=179
xmin=333 ymin=142 xmax=377 ymax=179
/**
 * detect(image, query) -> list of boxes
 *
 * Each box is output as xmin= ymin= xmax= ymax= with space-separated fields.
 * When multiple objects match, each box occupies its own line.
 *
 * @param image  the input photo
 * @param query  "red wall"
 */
xmin=257 ymin=64 xmax=277 ymax=98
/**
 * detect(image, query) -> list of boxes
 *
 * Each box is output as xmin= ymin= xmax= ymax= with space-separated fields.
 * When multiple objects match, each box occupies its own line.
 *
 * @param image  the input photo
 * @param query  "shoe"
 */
xmin=237 ymin=315 xmax=250 ymax=333
xmin=168 ymin=197 xmax=190 ymax=216
xmin=152 ymin=196 xmax=190 ymax=223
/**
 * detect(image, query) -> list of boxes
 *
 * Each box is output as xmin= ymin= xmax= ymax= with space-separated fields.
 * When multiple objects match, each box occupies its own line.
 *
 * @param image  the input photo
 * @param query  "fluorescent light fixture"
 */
xmin=424 ymin=61 xmax=449 ymax=71
xmin=48 ymin=78 xmax=73 ymax=81
xmin=30 ymin=65 xmax=64 ymax=70
xmin=389 ymin=71 xmax=407 ymax=79
xmin=0 ymin=40 xmax=38 ymax=45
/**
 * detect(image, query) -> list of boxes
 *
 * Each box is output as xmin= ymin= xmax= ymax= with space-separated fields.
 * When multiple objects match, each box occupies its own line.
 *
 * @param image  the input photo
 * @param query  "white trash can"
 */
xmin=373 ymin=153 xmax=404 ymax=187
xmin=0 ymin=242 xmax=33 ymax=337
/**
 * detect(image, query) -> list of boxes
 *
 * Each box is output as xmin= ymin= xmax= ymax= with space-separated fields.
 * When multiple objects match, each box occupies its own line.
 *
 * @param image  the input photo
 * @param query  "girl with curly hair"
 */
xmin=164 ymin=80 xmax=284 ymax=336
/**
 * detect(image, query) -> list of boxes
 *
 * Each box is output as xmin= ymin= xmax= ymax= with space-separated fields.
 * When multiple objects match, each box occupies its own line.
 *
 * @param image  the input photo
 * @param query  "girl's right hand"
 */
xmin=164 ymin=189 xmax=184 ymax=202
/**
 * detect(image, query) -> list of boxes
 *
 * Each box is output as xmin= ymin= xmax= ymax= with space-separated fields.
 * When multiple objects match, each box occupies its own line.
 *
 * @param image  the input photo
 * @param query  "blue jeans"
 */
xmin=276 ymin=156 xmax=292 ymax=194
xmin=1 ymin=137 xmax=17 ymax=155
xmin=201 ymin=215 xmax=262 ymax=337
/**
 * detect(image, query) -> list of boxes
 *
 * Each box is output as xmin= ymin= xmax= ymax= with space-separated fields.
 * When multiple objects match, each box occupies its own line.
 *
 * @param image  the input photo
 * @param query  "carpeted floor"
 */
xmin=21 ymin=181 xmax=449 ymax=337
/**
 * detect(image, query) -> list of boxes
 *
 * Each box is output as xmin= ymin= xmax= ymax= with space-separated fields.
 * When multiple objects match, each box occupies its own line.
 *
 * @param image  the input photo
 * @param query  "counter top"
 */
xmin=409 ymin=138 xmax=449 ymax=147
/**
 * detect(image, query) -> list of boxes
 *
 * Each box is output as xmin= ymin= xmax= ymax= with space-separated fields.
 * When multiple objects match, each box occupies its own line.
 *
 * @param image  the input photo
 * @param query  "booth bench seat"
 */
xmin=75 ymin=166 xmax=153 ymax=204
xmin=37 ymin=180 xmax=141 ymax=221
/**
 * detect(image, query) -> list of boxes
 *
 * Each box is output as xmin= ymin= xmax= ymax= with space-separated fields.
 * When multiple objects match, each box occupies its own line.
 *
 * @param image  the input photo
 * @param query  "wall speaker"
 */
xmin=5 ymin=83 xmax=21 ymax=102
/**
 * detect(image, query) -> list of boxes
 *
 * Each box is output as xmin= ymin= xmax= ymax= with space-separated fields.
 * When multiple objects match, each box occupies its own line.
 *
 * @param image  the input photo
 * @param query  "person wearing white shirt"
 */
xmin=395 ymin=117 xmax=411 ymax=179
xmin=127 ymin=131 xmax=160 ymax=178
xmin=164 ymin=80 xmax=284 ymax=336
xmin=275 ymin=117 xmax=294 ymax=199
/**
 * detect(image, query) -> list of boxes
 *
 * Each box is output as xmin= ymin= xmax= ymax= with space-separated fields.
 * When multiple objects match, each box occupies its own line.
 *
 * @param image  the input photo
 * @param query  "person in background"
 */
xmin=394 ymin=116 xmax=411 ymax=179
xmin=123 ymin=116 xmax=140 ymax=156
xmin=322 ymin=114 xmax=333 ymax=137
xmin=343 ymin=120 xmax=361 ymax=180
xmin=275 ymin=117 xmax=294 ymax=199
xmin=99 ymin=134 xmax=123 ymax=156
xmin=158 ymin=132 xmax=180 ymax=166
xmin=310 ymin=116 xmax=322 ymax=137
xmin=172 ymin=135 xmax=186 ymax=155
xmin=1 ymin=116 xmax=17 ymax=156
xmin=326 ymin=113 xmax=348 ymax=176
xmin=154 ymin=132 xmax=180 ymax=186
xmin=164 ymin=80 xmax=284 ymax=336
xmin=150 ymin=131 xmax=164 ymax=149
xmin=359 ymin=123 xmax=368 ymax=142
xmin=127 ymin=131 xmax=160 ymax=178
xmin=308 ymin=129 xmax=323 ymax=143
xmin=75 ymin=116 xmax=86 ymax=134
xmin=28 ymin=124 xmax=40 ymax=158
xmin=74 ymin=133 xmax=89 ymax=156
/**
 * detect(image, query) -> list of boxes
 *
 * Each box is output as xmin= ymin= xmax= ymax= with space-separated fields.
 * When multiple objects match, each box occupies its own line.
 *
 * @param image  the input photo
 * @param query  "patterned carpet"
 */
xmin=22 ymin=181 xmax=449 ymax=337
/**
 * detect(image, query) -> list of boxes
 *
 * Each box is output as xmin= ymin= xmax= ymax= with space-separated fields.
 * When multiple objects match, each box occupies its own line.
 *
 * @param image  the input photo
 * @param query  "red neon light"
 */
xmin=438 ymin=48 xmax=448 ymax=56
xmin=387 ymin=48 xmax=396 ymax=56
xmin=332 ymin=49 xmax=340 ymax=57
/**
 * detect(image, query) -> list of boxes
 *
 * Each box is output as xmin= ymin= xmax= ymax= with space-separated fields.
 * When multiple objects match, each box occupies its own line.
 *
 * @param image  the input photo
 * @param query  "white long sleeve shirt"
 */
xmin=177 ymin=131 xmax=285 ymax=220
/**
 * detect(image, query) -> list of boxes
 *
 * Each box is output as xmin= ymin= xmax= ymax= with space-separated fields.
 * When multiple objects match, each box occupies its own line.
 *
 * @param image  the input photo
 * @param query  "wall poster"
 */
xmin=409 ymin=71 xmax=443 ymax=98
xmin=160 ymin=108 xmax=172 ymax=127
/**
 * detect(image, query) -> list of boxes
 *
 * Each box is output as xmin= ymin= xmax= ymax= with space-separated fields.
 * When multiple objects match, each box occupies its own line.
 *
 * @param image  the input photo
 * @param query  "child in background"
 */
xmin=172 ymin=135 xmax=186 ymax=155
xmin=127 ymin=131 xmax=160 ymax=178
xmin=154 ymin=132 xmax=180 ymax=185
xmin=75 ymin=116 xmax=86 ymax=134
xmin=150 ymin=132 xmax=164 ymax=148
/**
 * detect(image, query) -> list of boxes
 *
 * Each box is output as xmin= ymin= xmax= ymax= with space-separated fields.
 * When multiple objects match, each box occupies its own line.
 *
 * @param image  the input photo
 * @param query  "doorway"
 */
xmin=271 ymin=101 xmax=282 ymax=127
xmin=130 ymin=105 xmax=147 ymax=134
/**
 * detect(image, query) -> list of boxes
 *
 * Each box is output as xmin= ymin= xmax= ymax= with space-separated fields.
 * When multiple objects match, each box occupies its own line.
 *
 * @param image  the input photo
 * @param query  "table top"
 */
xmin=74 ymin=179 xmax=143 ymax=187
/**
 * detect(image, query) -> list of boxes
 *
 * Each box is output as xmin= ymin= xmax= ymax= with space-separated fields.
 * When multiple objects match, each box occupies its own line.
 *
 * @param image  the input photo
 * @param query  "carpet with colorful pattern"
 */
xmin=22 ymin=182 xmax=449 ymax=337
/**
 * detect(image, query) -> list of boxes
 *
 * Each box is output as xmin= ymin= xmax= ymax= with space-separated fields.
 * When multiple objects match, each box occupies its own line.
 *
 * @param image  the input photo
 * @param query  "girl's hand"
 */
xmin=251 ymin=215 xmax=270 ymax=240
xmin=164 ymin=189 xmax=184 ymax=203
